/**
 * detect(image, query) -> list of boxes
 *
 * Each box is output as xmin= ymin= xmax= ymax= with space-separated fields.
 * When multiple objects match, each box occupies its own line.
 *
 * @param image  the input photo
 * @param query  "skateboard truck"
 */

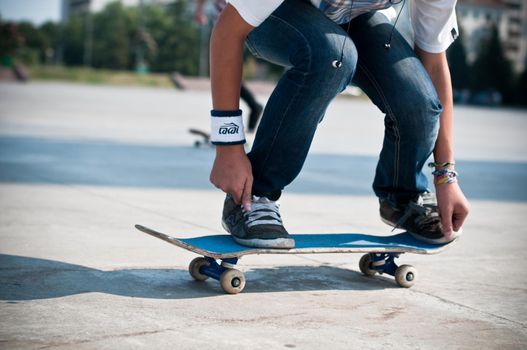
xmin=359 ymin=253 xmax=418 ymax=288
xmin=188 ymin=257 xmax=246 ymax=294
xmin=190 ymin=253 xmax=418 ymax=294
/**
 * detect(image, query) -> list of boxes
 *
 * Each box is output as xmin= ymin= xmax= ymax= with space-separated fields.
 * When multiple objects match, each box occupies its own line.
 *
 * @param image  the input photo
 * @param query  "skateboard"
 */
xmin=188 ymin=128 xmax=211 ymax=148
xmin=135 ymin=224 xmax=455 ymax=294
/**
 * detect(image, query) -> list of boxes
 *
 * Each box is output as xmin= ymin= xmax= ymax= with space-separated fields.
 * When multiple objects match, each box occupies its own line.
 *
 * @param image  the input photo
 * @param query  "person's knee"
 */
xmin=389 ymin=89 xmax=442 ymax=142
xmin=415 ymin=93 xmax=442 ymax=132
xmin=401 ymin=85 xmax=441 ymax=118
xmin=290 ymin=33 xmax=356 ymax=91
xmin=329 ymin=39 xmax=357 ymax=88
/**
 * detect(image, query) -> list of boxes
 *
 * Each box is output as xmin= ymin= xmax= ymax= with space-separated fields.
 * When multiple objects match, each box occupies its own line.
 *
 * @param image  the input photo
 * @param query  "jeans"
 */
xmin=245 ymin=0 xmax=442 ymax=205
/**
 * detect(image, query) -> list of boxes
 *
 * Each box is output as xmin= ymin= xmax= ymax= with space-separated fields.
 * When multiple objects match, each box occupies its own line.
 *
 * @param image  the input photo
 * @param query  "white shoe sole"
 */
xmin=222 ymin=221 xmax=295 ymax=249
xmin=409 ymin=227 xmax=463 ymax=245
xmin=232 ymin=236 xmax=295 ymax=249
xmin=381 ymin=216 xmax=463 ymax=245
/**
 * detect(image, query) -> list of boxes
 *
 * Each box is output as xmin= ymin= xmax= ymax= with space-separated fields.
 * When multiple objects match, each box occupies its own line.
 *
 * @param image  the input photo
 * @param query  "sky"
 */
xmin=0 ymin=0 xmax=61 ymax=24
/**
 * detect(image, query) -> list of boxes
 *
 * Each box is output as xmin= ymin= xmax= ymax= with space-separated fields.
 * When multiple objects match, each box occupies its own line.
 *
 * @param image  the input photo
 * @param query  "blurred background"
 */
xmin=0 ymin=0 xmax=526 ymax=106
xmin=0 ymin=0 xmax=285 ymax=90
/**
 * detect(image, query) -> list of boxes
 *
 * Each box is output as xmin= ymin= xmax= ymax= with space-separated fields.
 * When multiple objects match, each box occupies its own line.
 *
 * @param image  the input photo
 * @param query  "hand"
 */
xmin=435 ymin=182 xmax=470 ymax=241
xmin=210 ymin=145 xmax=253 ymax=211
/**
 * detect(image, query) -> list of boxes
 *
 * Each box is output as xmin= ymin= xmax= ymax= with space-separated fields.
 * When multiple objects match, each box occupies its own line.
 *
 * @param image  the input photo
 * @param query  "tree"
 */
xmin=2 ymin=0 xmax=202 ymax=75
xmin=91 ymin=2 xmax=132 ymax=70
xmin=150 ymin=0 xmax=200 ymax=74
xmin=447 ymin=26 xmax=469 ymax=90
xmin=128 ymin=4 xmax=164 ymax=71
xmin=62 ymin=14 xmax=86 ymax=66
xmin=0 ymin=21 xmax=24 ymax=65
xmin=514 ymin=68 xmax=527 ymax=105
xmin=39 ymin=21 xmax=60 ymax=63
xmin=470 ymin=25 xmax=515 ymax=103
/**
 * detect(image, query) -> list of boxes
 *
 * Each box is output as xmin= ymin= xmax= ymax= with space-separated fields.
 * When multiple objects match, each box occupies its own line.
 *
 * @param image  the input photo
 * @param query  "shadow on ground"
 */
xmin=0 ymin=135 xmax=526 ymax=202
xmin=0 ymin=254 xmax=397 ymax=301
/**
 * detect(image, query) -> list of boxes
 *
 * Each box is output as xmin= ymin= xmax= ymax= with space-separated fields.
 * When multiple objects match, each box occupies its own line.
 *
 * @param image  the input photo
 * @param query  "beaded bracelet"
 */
xmin=428 ymin=162 xmax=458 ymax=185
xmin=428 ymin=162 xmax=456 ymax=169
xmin=431 ymin=168 xmax=458 ymax=185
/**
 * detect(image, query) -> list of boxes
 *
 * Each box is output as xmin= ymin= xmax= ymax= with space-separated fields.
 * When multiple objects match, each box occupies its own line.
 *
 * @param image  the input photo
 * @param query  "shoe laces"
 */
xmin=244 ymin=196 xmax=283 ymax=228
xmin=393 ymin=193 xmax=440 ymax=231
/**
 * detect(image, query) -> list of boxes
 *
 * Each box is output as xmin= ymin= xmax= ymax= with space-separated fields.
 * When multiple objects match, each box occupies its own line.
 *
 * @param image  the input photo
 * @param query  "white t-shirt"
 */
xmin=228 ymin=0 xmax=458 ymax=53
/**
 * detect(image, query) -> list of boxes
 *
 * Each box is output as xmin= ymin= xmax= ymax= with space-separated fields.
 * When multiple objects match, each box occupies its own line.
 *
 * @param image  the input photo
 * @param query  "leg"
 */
xmin=245 ymin=0 xmax=356 ymax=200
xmin=347 ymin=12 xmax=442 ymax=205
xmin=239 ymin=83 xmax=258 ymax=110
xmin=347 ymin=13 xmax=452 ymax=244
xmin=240 ymin=83 xmax=263 ymax=132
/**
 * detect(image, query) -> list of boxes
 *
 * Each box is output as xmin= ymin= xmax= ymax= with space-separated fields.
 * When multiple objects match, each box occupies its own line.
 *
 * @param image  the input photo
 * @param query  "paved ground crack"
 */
xmin=412 ymin=289 xmax=526 ymax=329
xmin=37 ymin=328 xmax=177 ymax=349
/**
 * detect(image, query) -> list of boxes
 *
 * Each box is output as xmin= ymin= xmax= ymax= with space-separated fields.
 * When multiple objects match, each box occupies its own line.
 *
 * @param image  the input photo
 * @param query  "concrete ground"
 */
xmin=0 ymin=81 xmax=526 ymax=349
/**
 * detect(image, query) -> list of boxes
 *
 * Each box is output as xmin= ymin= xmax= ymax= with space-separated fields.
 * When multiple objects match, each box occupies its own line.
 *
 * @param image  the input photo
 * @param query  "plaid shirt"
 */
xmin=314 ymin=0 xmax=393 ymax=24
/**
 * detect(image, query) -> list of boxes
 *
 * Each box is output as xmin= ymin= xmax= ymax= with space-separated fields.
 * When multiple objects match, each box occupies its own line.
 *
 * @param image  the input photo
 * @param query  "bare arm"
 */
xmin=415 ymin=46 xmax=470 ymax=237
xmin=210 ymin=5 xmax=252 ymax=109
xmin=414 ymin=47 xmax=454 ymax=163
xmin=209 ymin=5 xmax=255 ymax=210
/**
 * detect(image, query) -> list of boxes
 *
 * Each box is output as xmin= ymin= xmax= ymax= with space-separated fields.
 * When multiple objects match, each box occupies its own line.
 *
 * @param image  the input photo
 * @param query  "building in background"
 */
xmin=61 ymin=0 xmax=90 ymax=21
xmin=502 ymin=0 xmax=527 ymax=73
xmin=457 ymin=0 xmax=527 ymax=73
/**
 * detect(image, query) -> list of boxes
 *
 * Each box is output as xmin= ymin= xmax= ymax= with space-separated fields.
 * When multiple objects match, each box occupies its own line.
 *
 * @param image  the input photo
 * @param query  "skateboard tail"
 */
xmin=135 ymin=224 xmax=236 ymax=259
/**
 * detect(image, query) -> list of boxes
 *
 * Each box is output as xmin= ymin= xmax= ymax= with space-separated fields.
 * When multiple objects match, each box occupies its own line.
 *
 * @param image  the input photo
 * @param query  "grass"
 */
xmin=27 ymin=65 xmax=174 ymax=88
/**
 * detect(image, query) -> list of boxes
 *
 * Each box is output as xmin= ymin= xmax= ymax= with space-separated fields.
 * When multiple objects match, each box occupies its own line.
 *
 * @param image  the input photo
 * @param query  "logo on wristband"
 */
xmin=219 ymin=122 xmax=239 ymax=135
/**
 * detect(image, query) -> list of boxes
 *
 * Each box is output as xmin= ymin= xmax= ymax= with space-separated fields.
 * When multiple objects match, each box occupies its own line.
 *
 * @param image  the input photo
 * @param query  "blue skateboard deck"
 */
xmin=135 ymin=224 xmax=456 ymax=293
xmin=135 ymin=224 xmax=451 ymax=259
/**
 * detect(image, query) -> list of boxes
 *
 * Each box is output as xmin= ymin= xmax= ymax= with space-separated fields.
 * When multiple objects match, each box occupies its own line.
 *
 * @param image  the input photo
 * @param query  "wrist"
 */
xmin=210 ymin=109 xmax=246 ymax=145
xmin=428 ymin=161 xmax=455 ymax=170
xmin=428 ymin=161 xmax=457 ymax=185
xmin=215 ymin=144 xmax=245 ymax=156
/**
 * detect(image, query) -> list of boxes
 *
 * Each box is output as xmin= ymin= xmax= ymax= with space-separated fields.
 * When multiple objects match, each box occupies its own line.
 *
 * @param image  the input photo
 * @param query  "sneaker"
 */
xmin=222 ymin=194 xmax=295 ymax=249
xmin=379 ymin=193 xmax=461 ymax=244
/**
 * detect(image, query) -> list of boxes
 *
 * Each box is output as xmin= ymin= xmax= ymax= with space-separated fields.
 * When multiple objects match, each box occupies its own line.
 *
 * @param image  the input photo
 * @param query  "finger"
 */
xmin=452 ymin=210 xmax=468 ymax=232
xmin=231 ymin=189 xmax=242 ymax=205
xmin=210 ymin=179 xmax=220 ymax=189
xmin=440 ymin=206 xmax=454 ymax=240
xmin=241 ymin=177 xmax=253 ymax=212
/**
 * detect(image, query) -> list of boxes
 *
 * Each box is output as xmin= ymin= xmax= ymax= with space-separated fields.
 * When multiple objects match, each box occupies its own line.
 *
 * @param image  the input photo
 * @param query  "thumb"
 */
xmin=452 ymin=209 xmax=468 ymax=232
xmin=241 ymin=177 xmax=253 ymax=212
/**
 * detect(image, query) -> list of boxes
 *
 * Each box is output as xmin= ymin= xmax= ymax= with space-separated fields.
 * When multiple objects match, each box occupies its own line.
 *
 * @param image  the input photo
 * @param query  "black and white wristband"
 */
xmin=210 ymin=109 xmax=246 ymax=145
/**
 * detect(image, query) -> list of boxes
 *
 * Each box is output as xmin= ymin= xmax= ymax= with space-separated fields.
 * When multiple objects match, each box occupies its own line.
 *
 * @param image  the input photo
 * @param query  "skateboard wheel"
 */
xmin=395 ymin=264 xmax=417 ymax=288
xmin=188 ymin=257 xmax=210 ymax=281
xmin=359 ymin=254 xmax=377 ymax=276
xmin=220 ymin=269 xmax=246 ymax=294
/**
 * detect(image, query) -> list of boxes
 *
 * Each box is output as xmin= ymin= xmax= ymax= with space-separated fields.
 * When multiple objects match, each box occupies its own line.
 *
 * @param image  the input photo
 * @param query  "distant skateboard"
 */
xmin=189 ymin=128 xmax=211 ymax=148
xmin=135 ymin=224 xmax=455 ymax=294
